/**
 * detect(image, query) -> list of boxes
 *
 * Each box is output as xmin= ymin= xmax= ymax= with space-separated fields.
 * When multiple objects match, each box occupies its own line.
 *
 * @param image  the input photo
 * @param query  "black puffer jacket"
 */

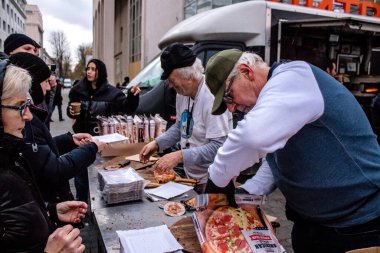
xmin=371 ymin=93 xmax=380 ymax=144
xmin=0 ymin=135 xmax=54 ymax=252
xmin=23 ymin=107 xmax=98 ymax=203
xmin=67 ymin=79 xmax=139 ymax=135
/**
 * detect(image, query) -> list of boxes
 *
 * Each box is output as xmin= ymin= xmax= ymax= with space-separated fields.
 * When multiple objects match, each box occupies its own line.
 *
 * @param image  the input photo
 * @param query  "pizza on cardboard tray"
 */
xmin=204 ymin=206 xmax=264 ymax=253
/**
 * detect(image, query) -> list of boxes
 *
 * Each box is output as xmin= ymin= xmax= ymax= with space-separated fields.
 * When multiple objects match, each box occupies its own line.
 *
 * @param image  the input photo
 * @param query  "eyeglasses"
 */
xmin=1 ymin=99 xmax=31 ymax=117
xmin=223 ymin=74 xmax=238 ymax=104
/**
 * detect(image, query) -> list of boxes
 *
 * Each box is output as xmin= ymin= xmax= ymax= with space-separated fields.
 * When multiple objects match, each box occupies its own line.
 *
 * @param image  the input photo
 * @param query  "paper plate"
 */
xmin=164 ymin=201 xmax=186 ymax=217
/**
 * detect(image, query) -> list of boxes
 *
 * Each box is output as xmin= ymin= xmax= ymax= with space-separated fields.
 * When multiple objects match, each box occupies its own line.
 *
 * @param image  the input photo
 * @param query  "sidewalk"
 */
xmin=49 ymin=88 xmax=294 ymax=253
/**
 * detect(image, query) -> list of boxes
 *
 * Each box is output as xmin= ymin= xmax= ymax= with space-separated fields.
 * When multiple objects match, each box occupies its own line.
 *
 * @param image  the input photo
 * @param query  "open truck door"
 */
xmin=278 ymin=17 xmax=380 ymax=119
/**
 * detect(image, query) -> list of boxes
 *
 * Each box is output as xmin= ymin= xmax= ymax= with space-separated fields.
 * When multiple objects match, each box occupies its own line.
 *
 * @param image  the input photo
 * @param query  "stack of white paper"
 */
xmin=92 ymin=133 xmax=128 ymax=143
xmin=98 ymin=168 xmax=146 ymax=204
xmin=117 ymin=225 xmax=183 ymax=253
xmin=145 ymin=181 xmax=193 ymax=200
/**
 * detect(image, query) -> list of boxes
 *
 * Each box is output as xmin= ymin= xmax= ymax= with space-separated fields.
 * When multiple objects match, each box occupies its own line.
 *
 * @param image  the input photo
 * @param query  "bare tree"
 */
xmin=63 ymin=54 xmax=72 ymax=78
xmin=72 ymin=43 xmax=92 ymax=80
xmin=49 ymin=31 xmax=71 ymax=78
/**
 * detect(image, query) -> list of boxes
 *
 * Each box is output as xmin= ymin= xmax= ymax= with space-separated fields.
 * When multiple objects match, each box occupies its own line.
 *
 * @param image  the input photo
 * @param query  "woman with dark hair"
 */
xmin=67 ymin=59 xmax=140 ymax=201
xmin=67 ymin=59 xmax=140 ymax=135
xmin=0 ymin=61 xmax=87 ymax=252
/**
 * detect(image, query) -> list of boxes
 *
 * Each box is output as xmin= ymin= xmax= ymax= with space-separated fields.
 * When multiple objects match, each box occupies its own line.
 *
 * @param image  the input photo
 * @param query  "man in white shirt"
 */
xmin=139 ymin=44 xmax=232 ymax=193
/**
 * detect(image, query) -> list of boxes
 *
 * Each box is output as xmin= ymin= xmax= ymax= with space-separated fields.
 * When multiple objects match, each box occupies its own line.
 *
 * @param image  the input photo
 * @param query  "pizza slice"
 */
xmin=153 ymin=168 xmax=176 ymax=183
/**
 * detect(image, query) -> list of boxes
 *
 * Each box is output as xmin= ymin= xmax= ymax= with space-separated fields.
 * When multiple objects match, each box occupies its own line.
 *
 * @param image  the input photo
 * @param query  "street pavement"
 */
xmin=50 ymin=88 xmax=294 ymax=253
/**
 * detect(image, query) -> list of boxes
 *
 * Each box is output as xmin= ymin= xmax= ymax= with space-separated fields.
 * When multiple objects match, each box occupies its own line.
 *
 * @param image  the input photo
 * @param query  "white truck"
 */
xmin=132 ymin=0 xmax=380 ymax=124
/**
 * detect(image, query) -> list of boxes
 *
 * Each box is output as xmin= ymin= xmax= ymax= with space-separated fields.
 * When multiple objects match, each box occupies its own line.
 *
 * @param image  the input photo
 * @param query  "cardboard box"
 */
xmin=347 ymin=248 xmax=380 ymax=253
xmin=100 ymin=141 xmax=146 ymax=157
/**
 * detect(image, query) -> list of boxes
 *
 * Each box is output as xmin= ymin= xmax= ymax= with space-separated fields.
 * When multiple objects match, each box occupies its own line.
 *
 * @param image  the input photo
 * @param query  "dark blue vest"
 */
xmin=267 ymin=64 xmax=380 ymax=227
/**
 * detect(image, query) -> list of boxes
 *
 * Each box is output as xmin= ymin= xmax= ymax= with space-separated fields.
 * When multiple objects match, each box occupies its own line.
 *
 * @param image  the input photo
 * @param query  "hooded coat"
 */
xmin=67 ymin=59 xmax=139 ymax=135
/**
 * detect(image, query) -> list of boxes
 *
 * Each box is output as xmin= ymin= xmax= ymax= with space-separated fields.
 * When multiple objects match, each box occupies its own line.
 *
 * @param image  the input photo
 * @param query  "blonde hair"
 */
xmin=228 ymin=52 xmax=267 ymax=80
xmin=2 ymin=64 xmax=31 ymax=100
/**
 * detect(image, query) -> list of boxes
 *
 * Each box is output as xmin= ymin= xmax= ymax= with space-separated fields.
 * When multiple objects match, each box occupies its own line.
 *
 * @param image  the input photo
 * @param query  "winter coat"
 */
xmin=371 ymin=93 xmax=380 ymax=144
xmin=67 ymin=79 xmax=139 ymax=135
xmin=53 ymin=82 xmax=63 ymax=106
xmin=22 ymin=107 xmax=98 ymax=203
xmin=0 ymin=134 xmax=54 ymax=252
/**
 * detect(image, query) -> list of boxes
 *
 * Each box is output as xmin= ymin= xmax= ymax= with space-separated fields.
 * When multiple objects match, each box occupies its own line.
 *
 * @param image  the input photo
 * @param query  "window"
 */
xmin=184 ymin=0 xmax=197 ymax=18
xmin=197 ymin=0 xmax=212 ymax=13
xmin=8 ymin=24 xmax=10 ymax=33
xmin=2 ymin=21 xmax=5 ymax=31
xmin=7 ymin=4 xmax=9 ymax=14
xmin=129 ymin=0 xmax=141 ymax=62
xmin=2 ymin=0 xmax=4 ymax=9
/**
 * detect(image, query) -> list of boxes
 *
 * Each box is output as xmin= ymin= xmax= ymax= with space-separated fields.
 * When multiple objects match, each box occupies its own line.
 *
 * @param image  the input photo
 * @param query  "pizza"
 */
xmin=153 ymin=168 xmax=176 ymax=183
xmin=204 ymin=206 xmax=264 ymax=253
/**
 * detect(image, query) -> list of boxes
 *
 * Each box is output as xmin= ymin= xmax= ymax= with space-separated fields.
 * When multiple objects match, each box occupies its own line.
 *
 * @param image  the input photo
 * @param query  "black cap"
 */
xmin=9 ymin=52 xmax=50 ymax=104
xmin=4 ymin=34 xmax=41 ymax=55
xmin=160 ymin=44 xmax=196 ymax=80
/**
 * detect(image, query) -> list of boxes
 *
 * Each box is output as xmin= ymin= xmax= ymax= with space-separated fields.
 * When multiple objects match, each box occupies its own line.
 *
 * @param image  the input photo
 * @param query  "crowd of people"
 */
xmin=0 ymin=33 xmax=141 ymax=252
xmin=1 ymin=32 xmax=380 ymax=253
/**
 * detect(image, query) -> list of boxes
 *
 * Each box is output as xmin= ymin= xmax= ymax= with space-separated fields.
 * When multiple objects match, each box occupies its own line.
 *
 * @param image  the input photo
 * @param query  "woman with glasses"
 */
xmin=9 ymin=52 xmax=105 ymax=207
xmin=0 ymin=62 xmax=87 ymax=252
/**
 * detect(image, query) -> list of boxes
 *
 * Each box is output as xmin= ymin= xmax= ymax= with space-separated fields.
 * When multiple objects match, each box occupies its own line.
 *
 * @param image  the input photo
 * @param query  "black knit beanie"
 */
xmin=8 ymin=52 xmax=50 ymax=104
xmin=4 ymin=34 xmax=41 ymax=55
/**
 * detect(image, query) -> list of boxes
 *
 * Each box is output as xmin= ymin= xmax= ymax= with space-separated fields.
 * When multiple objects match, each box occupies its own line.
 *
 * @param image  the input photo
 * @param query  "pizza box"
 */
xmin=100 ymin=141 xmax=146 ymax=157
xmin=102 ymin=156 xmax=197 ymax=187
xmin=192 ymin=194 xmax=285 ymax=253
xmin=347 ymin=248 xmax=380 ymax=253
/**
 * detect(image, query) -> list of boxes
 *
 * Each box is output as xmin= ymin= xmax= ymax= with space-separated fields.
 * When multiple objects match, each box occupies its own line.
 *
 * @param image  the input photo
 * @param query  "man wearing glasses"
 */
xmin=204 ymin=49 xmax=380 ymax=252
xmin=140 ymin=44 xmax=232 ymax=193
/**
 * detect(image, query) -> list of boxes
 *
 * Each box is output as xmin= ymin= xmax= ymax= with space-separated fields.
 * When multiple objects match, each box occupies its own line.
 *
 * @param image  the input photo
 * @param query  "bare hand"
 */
xmin=72 ymin=133 xmax=92 ymax=146
xmin=57 ymin=201 xmax=88 ymax=223
xmin=49 ymin=75 xmax=57 ymax=88
xmin=139 ymin=140 xmax=158 ymax=163
xmin=92 ymin=139 xmax=107 ymax=152
xmin=153 ymin=151 xmax=182 ymax=171
xmin=129 ymin=82 xmax=141 ymax=96
xmin=44 ymin=225 xmax=85 ymax=253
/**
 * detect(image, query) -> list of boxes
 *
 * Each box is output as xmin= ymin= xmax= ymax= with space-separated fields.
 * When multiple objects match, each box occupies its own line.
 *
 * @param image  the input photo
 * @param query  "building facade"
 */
xmin=25 ymin=4 xmax=42 ymax=47
xmin=96 ymin=0 xmax=378 ymax=84
xmin=93 ymin=0 xmax=184 ymax=84
xmin=0 ymin=0 xmax=27 ymax=52
xmin=24 ymin=4 xmax=54 ymax=65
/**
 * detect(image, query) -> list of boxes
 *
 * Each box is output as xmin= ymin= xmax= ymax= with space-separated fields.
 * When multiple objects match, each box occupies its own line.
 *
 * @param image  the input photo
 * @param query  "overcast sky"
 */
xmin=27 ymin=0 xmax=93 ymax=65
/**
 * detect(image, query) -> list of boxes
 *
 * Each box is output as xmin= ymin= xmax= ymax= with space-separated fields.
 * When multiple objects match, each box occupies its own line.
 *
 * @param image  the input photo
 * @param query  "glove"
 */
xmin=205 ymin=179 xmax=237 ymax=207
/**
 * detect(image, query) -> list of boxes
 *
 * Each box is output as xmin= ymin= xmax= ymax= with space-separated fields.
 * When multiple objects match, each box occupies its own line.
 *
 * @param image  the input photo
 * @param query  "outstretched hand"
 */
xmin=128 ymin=82 xmax=141 ymax=96
xmin=72 ymin=133 xmax=92 ymax=146
xmin=44 ymin=225 xmax=85 ymax=253
xmin=139 ymin=140 xmax=158 ymax=163
xmin=57 ymin=201 xmax=88 ymax=224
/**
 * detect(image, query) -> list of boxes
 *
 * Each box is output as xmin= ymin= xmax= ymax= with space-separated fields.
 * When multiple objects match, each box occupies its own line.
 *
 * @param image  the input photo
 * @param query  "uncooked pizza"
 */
xmin=205 ymin=206 xmax=264 ymax=253
xmin=153 ymin=168 xmax=176 ymax=183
